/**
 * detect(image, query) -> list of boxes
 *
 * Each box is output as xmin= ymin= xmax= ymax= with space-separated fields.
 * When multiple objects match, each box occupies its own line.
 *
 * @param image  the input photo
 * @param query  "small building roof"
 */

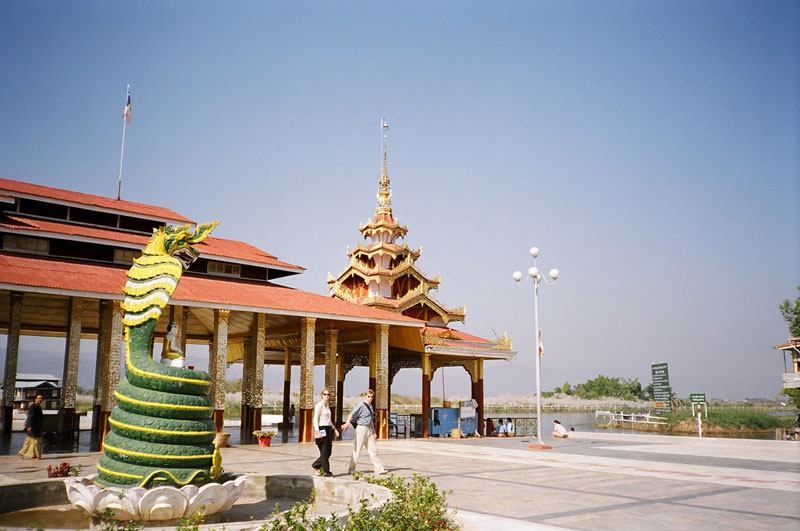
xmin=0 ymin=178 xmax=193 ymax=225
xmin=774 ymin=337 xmax=800 ymax=353
xmin=0 ymin=214 xmax=304 ymax=273
xmin=15 ymin=373 xmax=60 ymax=382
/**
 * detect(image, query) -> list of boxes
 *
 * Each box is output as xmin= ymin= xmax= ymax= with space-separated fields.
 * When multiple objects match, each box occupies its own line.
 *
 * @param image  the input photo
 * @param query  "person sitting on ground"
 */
xmin=485 ymin=417 xmax=495 ymax=436
xmin=552 ymin=419 xmax=569 ymax=438
xmin=496 ymin=418 xmax=507 ymax=437
xmin=506 ymin=418 xmax=515 ymax=437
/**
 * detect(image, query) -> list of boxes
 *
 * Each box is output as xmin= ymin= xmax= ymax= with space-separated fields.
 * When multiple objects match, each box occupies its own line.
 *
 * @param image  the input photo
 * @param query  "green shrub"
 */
xmin=258 ymin=474 xmax=458 ymax=530
xmin=667 ymin=409 xmax=784 ymax=430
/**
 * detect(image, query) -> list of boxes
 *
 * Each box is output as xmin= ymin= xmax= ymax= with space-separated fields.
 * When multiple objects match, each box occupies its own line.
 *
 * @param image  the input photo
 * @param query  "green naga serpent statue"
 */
xmin=96 ymin=222 xmax=221 ymax=488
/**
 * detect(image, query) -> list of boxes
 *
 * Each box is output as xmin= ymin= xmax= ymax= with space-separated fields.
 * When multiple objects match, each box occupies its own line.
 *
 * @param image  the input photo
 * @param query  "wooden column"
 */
xmin=368 ymin=341 xmax=376 ymax=395
xmin=209 ymin=309 xmax=230 ymax=432
xmin=249 ymin=313 xmax=265 ymax=432
xmin=241 ymin=334 xmax=252 ymax=434
xmin=375 ymin=323 xmax=389 ymax=440
xmin=336 ymin=352 xmax=344 ymax=429
xmin=422 ymin=353 xmax=431 ymax=438
xmin=174 ymin=305 xmax=188 ymax=353
xmin=299 ymin=317 xmax=316 ymax=443
xmin=60 ymin=297 xmax=82 ymax=436
xmin=92 ymin=300 xmax=108 ymax=437
xmin=281 ymin=348 xmax=291 ymax=428
xmin=98 ymin=301 xmax=124 ymax=447
xmin=324 ymin=329 xmax=338 ymax=428
xmin=472 ymin=359 xmax=485 ymax=435
xmin=1 ymin=292 xmax=23 ymax=435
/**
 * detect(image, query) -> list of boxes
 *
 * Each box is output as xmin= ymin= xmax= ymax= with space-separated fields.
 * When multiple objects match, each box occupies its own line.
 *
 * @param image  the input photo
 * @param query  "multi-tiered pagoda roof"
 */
xmin=328 ymin=152 xmax=466 ymax=327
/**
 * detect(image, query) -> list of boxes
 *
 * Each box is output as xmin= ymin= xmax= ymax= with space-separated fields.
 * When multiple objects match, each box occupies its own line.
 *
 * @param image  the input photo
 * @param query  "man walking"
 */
xmin=341 ymin=389 xmax=386 ymax=475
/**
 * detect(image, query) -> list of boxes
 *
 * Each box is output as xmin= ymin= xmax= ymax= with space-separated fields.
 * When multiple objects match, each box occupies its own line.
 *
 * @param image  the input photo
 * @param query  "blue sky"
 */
xmin=1 ymin=1 xmax=798 ymax=400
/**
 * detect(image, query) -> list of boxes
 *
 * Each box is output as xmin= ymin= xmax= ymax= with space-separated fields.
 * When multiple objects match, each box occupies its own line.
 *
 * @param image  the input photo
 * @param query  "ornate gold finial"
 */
xmin=376 ymin=118 xmax=392 ymax=215
xmin=493 ymin=332 xmax=513 ymax=351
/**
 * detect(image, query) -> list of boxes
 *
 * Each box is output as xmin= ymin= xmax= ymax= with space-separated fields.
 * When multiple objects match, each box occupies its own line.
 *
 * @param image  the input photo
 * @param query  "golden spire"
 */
xmin=376 ymin=118 xmax=392 ymax=215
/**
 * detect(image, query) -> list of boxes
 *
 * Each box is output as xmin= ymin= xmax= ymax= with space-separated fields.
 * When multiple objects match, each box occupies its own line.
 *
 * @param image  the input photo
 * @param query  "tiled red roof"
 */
xmin=774 ymin=337 xmax=800 ymax=351
xmin=1 ymin=214 xmax=151 ymax=245
xmin=0 ymin=178 xmax=193 ymax=224
xmin=0 ymin=253 xmax=421 ymax=325
xmin=0 ymin=214 xmax=303 ymax=271
xmin=422 ymin=326 xmax=493 ymax=345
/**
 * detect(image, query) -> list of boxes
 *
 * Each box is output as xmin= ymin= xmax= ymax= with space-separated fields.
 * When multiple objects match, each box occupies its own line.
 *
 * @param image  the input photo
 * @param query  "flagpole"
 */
xmin=117 ymin=84 xmax=130 ymax=200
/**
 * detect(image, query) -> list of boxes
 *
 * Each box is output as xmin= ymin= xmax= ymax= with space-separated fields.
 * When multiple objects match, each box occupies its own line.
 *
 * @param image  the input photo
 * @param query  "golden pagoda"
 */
xmin=327 ymin=125 xmax=466 ymax=326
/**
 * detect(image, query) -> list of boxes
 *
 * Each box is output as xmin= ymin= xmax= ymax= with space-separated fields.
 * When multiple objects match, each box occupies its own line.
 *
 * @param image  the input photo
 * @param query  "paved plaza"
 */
xmin=1 ymin=431 xmax=798 ymax=530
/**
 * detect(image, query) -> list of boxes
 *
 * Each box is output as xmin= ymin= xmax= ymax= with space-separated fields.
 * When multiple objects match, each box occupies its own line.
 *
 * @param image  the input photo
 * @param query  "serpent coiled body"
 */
xmin=96 ymin=223 xmax=220 ymax=488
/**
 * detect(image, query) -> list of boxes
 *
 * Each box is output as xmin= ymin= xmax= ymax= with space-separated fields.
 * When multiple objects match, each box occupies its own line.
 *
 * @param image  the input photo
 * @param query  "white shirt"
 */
xmin=554 ymin=423 xmax=568 ymax=436
xmin=313 ymin=401 xmax=332 ymax=432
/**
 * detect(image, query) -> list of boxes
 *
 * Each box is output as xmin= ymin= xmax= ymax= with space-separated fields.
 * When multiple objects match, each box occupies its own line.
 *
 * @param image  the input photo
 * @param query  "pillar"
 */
xmin=472 ymin=359 xmax=485 ymax=435
xmin=324 ymin=329 xmax=338 ymax=428
xmin=368 ymin=340 xmax=377 ymax=395
xmin=1 ymin=292 xmax=23 ymax=435
xmin=174 ymin=305 xmax=188 ymax=353
xmin=422 ymin=353 xmax=431 ymax=438
xmin=336 ymin=352 xmax=345 ymax=428
xmin=241 ymin=335 xmax=252 ymax=434
xmin=374 ymin=323 xmax=389 ymax=439
xmin=281 ymin=348 xmax=291 ymax=428
xmin=60 ymin=297 xmax=82 ymax=436
xmin=298 ymin=317 xmax=316 ymax=443
xmin=243 ymin=313 xmax=265 ymax=434
xmin=98 ymin=301 xmax=123 ymax=447
xmin=209 ymin=309 xmax=230 ymax=432
xmin=92 ymin=300 xmax=108 ymax=436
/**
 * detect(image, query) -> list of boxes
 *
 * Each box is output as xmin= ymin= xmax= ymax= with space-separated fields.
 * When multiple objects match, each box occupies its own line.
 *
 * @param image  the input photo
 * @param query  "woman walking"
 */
xmin=311 ymin=388 xmax=339 ymax=476
xmin=19 ymin=394 xmax=44 ymax=459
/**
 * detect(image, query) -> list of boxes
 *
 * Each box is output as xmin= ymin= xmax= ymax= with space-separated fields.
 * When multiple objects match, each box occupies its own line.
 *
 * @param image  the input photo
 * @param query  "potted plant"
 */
xmin=253 ymin=430 xmax=276 ymax=447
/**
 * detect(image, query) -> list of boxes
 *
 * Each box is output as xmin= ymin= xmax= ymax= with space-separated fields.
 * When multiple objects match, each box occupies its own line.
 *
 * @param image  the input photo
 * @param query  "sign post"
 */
xmin=651 ymin=362 xmax=671 ymax=414
xmin=690 ymin=393 xmax=706 ymax=438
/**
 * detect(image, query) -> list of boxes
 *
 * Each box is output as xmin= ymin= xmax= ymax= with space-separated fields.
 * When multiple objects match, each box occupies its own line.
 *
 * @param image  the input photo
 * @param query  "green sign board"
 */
xmin=651 ymin=362 xmax=671 ymax=413
xmin=690 ymin=393 xmax=706 ymax=403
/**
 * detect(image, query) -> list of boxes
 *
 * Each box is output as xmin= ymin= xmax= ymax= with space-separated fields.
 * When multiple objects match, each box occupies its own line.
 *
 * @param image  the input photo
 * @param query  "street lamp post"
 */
xmin=513 ymin=247 xmax=559 ymax=448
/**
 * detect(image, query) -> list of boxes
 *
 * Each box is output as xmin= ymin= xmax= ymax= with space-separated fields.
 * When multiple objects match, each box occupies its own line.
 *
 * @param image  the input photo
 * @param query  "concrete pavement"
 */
xmin=1 ymin=431 xmax=798 ymax=530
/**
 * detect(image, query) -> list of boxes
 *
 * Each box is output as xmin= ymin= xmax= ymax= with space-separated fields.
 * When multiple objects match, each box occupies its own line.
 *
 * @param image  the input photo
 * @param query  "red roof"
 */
xmin=0 ymin=178 xmax=193 ymax=224
xmin=423 ymin=326 xmax=493 ymax=345
xmin=0 ymin=214 xmax=303 ymax=271
xmin=0 ymin=253 xmax=421 ymax=325
xmin=774 ymin=337 xmax=800 ymax=351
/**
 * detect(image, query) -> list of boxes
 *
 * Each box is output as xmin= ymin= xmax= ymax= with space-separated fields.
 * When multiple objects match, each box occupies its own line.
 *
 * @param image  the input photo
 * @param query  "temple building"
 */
xmin=0 ymin=178 xmax=424 ymax=445
xmin=328 ymin=124 xmax=515 ymax=436
xmin=1 ymin=128 xmax=514 ymax=447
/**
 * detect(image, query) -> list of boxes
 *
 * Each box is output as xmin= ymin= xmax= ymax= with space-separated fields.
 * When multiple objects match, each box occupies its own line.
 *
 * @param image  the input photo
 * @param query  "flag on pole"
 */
xmin=538 ymin=329 xmax=544 ymax=358
xmin=123 ymin=88 xmax=131 ymax=124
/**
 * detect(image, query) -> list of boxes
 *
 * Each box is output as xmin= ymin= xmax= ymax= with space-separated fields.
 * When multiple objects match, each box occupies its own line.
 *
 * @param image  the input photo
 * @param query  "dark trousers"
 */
xmin=312 ymin=425 xmax=334 ymax=473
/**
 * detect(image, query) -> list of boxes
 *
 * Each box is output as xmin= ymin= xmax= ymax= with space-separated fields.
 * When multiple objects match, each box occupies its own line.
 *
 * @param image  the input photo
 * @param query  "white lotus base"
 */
xmin=65 ymin=473 xmax=248 ymax=521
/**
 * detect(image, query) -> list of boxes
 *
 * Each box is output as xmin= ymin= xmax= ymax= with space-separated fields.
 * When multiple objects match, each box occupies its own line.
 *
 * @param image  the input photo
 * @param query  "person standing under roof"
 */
xmin=19 ymin=394 xmax=44 ymax=459
xmin=341 ymin=389 xmax=387 ymax=476
xmin=311 ymin=388 xmax=339 ymax=476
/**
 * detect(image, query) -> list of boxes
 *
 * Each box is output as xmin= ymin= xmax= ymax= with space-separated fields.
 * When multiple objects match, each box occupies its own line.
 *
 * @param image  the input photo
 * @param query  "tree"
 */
xmin=572 ymin=375 xmax=647 ymax=400
xmin=779 ymin=286 xmax=800 ymax=337
xmin=225 ymin=378 xmax=243 ymax=393
xmin=782 ymin=388 xmax=800 ymax=410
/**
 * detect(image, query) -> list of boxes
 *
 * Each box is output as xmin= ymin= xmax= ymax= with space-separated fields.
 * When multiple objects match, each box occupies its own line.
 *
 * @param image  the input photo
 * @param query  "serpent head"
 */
xmin=143 ymin=222 xmax=219 ymax=269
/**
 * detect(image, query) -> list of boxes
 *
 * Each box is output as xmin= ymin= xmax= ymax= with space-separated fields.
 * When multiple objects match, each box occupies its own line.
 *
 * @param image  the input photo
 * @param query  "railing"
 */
xmin=595 ymin=410 xmax=667 ymax=425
